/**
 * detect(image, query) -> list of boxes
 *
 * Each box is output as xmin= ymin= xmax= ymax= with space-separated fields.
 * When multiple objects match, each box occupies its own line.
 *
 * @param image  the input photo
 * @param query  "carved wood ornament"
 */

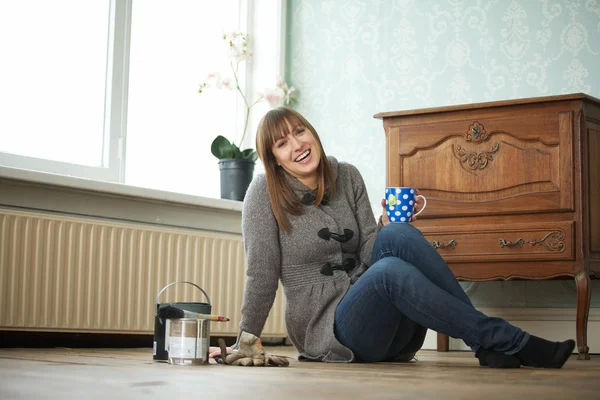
xmin=453 ymin=143 xmax=500 ymax=170
xmin=528 ymin=230 xmax=566 ymax=252
xmin=466 ymin=121 xmax=489 ymax=142
xmin=452 ymin=122 xmax=500 ymax=171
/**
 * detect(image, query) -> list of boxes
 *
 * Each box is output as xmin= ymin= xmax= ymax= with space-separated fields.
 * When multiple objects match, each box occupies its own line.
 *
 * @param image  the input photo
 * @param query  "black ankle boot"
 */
xmin=475 ymin=348 xmax=520 ymax=368
xmin=515 ymin=336 xmax=575 ymax=368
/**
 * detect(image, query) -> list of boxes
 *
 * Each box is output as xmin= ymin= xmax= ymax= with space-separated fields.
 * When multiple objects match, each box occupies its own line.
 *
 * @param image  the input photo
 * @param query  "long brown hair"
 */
xmin=255 ymin=107 xmax=335 ymax=232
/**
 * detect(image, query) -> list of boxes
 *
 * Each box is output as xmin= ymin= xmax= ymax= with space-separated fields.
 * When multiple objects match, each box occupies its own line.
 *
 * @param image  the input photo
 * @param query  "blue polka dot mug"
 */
xmin=384 ymin=187 xmax=427 ymax=223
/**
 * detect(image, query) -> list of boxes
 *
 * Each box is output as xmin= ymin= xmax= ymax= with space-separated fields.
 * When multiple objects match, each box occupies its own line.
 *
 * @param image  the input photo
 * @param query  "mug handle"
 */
xmin=413 ymin=195 xmax=427 ymax=217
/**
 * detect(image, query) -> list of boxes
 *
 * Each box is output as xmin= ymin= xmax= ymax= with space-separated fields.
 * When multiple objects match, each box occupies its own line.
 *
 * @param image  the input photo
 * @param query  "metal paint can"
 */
xmin=153 ymin=281 xmax=211 ymax=362
xmin=168 ymin=318 xmax=210 ymax=365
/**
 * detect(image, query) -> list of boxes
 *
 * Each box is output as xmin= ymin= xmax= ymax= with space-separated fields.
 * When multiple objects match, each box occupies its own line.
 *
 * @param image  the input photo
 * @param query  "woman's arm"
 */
xmin=238 ymin=175 xmax=282 ymax=338
xmin=346 ymin=164 xmax=379 ymax=267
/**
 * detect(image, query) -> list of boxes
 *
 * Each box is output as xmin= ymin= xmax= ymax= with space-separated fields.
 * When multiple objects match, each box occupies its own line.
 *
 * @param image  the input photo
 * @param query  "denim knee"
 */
xmin=367 ymin=257 xmax=415 ymax=294
xmin=372 ymin=223 xmax=425 ymax=262
xmin=379 ymin=223 xmax=422 ymax=241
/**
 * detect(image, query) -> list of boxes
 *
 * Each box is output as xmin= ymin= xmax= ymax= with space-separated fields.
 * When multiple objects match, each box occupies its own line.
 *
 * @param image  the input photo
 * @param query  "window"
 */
xmin=0 ymin=0 xmax=118 ymax=181
xmin=0 ymin=0 xmax=249 ymax=198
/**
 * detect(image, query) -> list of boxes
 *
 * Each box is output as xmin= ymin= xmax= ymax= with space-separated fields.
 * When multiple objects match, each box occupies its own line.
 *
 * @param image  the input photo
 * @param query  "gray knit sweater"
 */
xmin=239 ymin=156 xmax=379 ymax=362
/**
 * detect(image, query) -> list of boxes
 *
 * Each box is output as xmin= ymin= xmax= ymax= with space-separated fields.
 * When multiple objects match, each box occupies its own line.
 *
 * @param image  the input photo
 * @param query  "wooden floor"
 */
xmin=0 ymin=347 xmax=599 ymax=399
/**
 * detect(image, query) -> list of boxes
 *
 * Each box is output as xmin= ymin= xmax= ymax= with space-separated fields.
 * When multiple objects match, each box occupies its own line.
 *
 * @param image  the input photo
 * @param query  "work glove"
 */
xmin=217 ymin=331 xmax=289 ymax=367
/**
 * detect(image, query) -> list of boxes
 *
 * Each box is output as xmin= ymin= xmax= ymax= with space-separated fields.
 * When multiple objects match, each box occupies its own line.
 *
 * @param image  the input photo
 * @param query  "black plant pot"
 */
xmin=218 ymin=158 xmax=255 ymax=201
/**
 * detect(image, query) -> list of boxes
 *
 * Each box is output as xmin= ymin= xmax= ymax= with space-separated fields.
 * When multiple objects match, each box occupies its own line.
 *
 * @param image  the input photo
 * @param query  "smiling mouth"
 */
xmin=295 ymin=149 xmax=311 ymax=162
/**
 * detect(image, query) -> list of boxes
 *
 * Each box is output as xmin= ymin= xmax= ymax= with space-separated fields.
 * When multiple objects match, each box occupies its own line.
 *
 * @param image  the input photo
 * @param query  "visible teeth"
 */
xmin=295 ymin=150 xmax=310 ymax=162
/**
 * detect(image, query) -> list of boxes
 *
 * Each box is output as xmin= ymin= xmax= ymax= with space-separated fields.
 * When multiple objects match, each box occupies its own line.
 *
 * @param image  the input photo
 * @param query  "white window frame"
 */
xmin=0 ymin=0 xmax=286 ymax=195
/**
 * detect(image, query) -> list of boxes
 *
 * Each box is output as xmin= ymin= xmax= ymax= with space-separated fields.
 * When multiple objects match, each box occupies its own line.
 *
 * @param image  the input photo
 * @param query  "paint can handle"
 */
xmin=155 ymin=281 xmax=212 ymax=316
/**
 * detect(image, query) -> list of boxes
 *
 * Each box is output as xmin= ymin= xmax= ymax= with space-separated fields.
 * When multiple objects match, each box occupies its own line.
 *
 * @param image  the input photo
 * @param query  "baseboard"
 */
xmin=421 ymin=307 xmax=600 ymax=353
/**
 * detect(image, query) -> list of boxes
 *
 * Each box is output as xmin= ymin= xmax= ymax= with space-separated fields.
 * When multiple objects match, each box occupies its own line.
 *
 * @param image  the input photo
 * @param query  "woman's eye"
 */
xmin=296 ymin=128 xmax=304 ymax=135
xmin=277 ymin=141 xmax=286 ymax=148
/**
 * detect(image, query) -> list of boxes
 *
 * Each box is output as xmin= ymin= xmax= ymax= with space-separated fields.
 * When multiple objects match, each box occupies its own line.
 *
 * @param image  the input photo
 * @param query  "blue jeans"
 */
xmin=334 ymin=223 xmax=530 ymax=363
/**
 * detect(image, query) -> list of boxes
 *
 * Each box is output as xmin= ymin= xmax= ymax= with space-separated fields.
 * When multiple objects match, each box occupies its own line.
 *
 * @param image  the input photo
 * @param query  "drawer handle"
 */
xmin=498 ymin=231 xmax=566 ymax=252
xmin=498 ymin=238 xmax=524 ymax=248
xmin=431 ymin=240 xmax=456 ymax=250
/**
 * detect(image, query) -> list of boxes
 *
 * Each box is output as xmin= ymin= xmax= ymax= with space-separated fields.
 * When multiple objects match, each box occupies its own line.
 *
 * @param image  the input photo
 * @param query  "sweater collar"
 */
xmin=283 ymin=155 xmax=338 ymax=196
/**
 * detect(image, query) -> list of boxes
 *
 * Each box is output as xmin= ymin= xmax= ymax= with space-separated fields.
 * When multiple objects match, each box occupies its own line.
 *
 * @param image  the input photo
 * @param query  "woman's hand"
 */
xmin=209 ymin=345 xmax=231 ymax=358
xmin=380 ymin=189 xmax=425 ymax=224
xmin=380 ymin=198 xmax=390 ymax=226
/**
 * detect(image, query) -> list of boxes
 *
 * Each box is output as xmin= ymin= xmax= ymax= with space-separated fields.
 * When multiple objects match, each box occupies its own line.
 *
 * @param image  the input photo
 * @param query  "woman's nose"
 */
xmin=289 ymin=136 xmax=302 ymax=150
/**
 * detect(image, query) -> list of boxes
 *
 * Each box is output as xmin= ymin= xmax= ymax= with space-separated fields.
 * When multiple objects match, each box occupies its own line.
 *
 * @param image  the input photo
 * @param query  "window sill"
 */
xmin=0 ymin=166 xmax=243 ymax=234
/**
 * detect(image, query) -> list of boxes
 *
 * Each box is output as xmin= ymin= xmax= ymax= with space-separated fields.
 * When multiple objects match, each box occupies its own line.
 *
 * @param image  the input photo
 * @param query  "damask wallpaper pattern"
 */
xmin=286 ymin=0 xmax=600 ymax=307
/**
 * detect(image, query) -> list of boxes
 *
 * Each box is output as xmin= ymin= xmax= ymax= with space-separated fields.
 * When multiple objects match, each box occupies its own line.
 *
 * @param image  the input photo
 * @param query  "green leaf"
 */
xmin=211 ymin=135 xmax=234 ymax=159
xmin=241 ymin=149 xmax=258 ymax=161
xmin=210 ymin=135 xmax=258 ymax=161
xmin=231 ymin=143 xmax=242 ymax=159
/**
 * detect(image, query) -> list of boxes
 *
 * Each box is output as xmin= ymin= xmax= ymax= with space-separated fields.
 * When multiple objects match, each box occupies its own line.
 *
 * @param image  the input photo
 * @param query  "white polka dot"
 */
xmin=403 ymin=194 xmax=409 ymax=199
xmin=400 ymin=217 xmax=406 ymax=222
xmin=410 ymin=189 xmax=415 ymax=194
xmin=409 ymin=200 xmax=414 ymax=205
xmin=385 ymin=189 xmax=389 ymax=194
xmin=391 ymin=217 xmax=396 ymax=222
xmin=402 ymin=206 xmax=408 ymax=211
xmin=395 ymin=211 xmax=400 ymax=216
xmin=389 ymin=206 xmax=394 ymax=210
xmin=387 ymin=211 xmax=390 ymax=216
xmin=407 ymin=212 xmax=412 ymax=216
xmin=396 ymin=189 xmax=401 ymax=194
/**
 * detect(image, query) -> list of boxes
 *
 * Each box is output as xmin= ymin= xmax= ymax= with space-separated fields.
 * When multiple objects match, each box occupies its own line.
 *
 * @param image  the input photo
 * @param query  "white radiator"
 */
xmin=0 ymin=208 xmax=286 ymax=337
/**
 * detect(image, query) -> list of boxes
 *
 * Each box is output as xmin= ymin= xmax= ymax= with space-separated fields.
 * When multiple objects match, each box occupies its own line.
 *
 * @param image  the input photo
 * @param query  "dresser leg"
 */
xmin=437 ymin=332 xmax=449 ymax=352
xmin=575 ymin=270 xmax=591 ymax=360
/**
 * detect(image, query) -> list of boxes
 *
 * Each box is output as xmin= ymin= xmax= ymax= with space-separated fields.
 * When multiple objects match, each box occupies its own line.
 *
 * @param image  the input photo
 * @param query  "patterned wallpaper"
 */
xmin=286 ymin=0 xmax=600 ymax=307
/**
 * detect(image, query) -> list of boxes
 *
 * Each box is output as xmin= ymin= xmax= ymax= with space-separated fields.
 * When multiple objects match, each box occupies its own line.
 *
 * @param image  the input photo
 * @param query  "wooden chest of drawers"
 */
xmin=375 ymin=93 xmax=600 ymax=360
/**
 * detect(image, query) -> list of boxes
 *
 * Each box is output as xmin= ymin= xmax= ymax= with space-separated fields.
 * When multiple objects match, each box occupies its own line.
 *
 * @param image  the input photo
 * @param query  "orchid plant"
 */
xmin=199 ymin=32 xmax=297 ymax=161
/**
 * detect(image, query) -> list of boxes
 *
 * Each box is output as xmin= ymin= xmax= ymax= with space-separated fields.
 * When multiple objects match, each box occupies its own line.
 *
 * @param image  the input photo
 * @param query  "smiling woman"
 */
xmin=215 ymin=106 xmax=576 ymax=370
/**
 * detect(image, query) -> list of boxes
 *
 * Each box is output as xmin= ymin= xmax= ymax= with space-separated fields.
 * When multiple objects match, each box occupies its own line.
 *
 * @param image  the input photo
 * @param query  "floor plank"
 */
xmin=0 ymin=347 xmax=598 ymax=400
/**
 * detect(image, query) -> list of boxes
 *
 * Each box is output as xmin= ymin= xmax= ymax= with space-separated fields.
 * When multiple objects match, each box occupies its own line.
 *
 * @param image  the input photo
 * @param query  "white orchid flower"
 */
xmin=219 ymin=76 xmax=235 ymax=90
xmin=264 ymin=87 xmax=285 ymax=108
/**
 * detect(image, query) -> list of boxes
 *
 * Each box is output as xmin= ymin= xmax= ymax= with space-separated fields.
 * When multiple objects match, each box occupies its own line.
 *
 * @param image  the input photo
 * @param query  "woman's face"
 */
xmin=271 ymin=119 xmax=321 ymax=187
